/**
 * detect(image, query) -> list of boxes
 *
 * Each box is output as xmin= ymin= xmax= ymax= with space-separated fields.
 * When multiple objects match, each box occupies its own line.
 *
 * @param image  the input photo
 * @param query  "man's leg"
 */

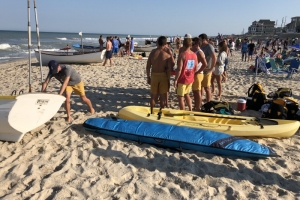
xmin=165 ymin=92 xmax=169 ymax=108
xmin=193 ymin=90 xmax=201 ymax=111
xmin=109 ymin=58 xmax=112 ymax=66
xmin=177 ymin=96 xmax=185 ymax=110
xmin=103 ymin=58 xmax=107 ymax=66
xmin=159 ymin=94 xmax=166 ymax=108
xmin=80 ymin=95 xmax=95 ymax=114
xmin=211 ymin=74 xmax=215 ymax=94
xmin=184 ymin=94 xmax=192 ymax=111
xmin=204 ymin=87 xmax=211 ymax=102
xmin=65 ymin=92 xmax=72 ymax=122
xmin=150 ymin=94 xmax=158 ymax=114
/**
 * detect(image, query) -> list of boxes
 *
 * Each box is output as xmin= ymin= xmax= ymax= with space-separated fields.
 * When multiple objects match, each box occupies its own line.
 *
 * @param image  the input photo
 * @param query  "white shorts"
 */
xmin=213 ymin=65 xmax=224 ymax=76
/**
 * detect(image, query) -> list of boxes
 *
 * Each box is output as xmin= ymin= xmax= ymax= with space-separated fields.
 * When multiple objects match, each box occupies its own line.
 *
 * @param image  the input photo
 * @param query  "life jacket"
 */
xmin=246 ymin=83 xmax=267 ymax=111
xmin=285 ymin=97 xmax=299 ymax=120
xmin=262 ymin=98 xmax=287 ymax=119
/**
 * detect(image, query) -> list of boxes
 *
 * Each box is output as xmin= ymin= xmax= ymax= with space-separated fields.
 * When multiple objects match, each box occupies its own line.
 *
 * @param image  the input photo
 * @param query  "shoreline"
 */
xmin=0 ymin=52 xmax=300 ymax=199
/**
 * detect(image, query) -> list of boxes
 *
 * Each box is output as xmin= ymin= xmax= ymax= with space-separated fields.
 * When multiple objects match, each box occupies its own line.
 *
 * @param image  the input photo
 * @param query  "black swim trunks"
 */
xmin=106 ymin=50 xmax=112 ymax=59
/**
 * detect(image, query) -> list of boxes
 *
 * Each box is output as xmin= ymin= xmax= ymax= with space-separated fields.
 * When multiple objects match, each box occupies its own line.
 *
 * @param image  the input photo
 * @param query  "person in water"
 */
xmin=41 ymin=60 xmax=95 ymax=123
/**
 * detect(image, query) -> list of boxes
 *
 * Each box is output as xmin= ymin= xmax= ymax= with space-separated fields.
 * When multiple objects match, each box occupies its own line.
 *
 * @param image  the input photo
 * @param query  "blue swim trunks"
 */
xmin=248 ymin=51 xmax=253 ymax=56
xmin=113 ymin=47 xmax=118 ymax=54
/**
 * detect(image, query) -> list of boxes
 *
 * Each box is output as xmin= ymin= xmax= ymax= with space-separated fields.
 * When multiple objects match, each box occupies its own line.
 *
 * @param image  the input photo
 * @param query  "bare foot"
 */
xmin=66 ymin=117 xmax=74 ymax=123
xmin=86 ymin=108 xmax=95 ymax=116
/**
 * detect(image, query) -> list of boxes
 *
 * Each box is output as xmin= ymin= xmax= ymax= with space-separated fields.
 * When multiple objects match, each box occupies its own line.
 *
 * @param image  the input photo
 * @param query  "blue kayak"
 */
xmin=83 ymin=118 xmax=278 ymax=158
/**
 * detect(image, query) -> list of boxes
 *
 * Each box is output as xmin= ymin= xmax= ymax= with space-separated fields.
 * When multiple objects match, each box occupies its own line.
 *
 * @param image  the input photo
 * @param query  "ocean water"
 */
xmin=0 ymin=30 xmax=159 ymax=63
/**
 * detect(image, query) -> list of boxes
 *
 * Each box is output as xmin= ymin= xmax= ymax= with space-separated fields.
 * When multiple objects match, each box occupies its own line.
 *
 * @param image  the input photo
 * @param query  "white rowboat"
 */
xmin=134 ymin=46 xmax=156 ymax=52
xmin=35 ymin=50 xmax=106 ymax=65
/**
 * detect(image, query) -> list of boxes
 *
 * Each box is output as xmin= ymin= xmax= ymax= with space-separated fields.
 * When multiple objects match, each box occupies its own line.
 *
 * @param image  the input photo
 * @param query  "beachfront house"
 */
xmin=285 ymin=16 xmax=300 ymax=33
xmin=248 ymin=20 xmax=275 ymax=35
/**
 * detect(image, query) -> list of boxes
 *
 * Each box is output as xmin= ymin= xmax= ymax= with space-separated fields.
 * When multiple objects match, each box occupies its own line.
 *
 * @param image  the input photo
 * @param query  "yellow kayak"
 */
xmin=118 ymin=106 xmax=300 ymax=138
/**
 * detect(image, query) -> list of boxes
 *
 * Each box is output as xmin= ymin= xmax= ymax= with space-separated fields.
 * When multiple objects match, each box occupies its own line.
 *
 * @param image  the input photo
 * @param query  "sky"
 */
xmin=1 ymin=0 xmax=300 ymax=36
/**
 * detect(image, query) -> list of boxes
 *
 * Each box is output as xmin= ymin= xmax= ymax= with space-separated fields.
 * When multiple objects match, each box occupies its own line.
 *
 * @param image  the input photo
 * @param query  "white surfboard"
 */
xmin=100 ymin=49 xmax=106 ymax=60
xmin=0 ymin=93 xmax=66 ymax=142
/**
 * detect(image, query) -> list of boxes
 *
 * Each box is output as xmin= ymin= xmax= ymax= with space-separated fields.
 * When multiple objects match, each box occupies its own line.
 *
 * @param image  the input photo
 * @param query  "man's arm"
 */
xmin=164 ymin=47 xmax=175 ymax=72
xmin=204 ymin=45 xmax=217 ymax=73
xmin=146 ymin=52 xmax=153 ymax=84
xmin=174 ymin=52 xmax=184 ymax=87
xmin=210 ymin=48 xmax=217 ymax=70
xmin=41 ymin=76 xmax=51 ymax=92
xmin=197 ymin=51 xmax=207 ymax=73
xmin=59 ymin=76 xmax=70 ymax=95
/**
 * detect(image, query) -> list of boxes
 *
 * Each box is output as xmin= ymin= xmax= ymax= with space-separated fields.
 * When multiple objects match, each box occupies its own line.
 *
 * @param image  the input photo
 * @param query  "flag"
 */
xmin=79 ymin=31 xmax=82 ymax=36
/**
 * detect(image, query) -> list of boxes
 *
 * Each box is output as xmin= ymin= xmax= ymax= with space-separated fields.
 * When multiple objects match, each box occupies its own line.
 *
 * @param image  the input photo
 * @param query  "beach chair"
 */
xmin=281 ymin=50 xmax=288 ymax=59
xmin=269 ymin=58 xmax=285 ymax=73
xmin=275 ymin=57 xmax=285 ymax=69
xmin=256 ymin=57 xmax=270 ymax=75
xmin=285 ymin=59 xmax=300 ymax=79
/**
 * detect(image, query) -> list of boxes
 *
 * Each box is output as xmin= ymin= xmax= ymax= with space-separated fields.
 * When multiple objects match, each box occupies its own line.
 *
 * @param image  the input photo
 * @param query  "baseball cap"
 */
xmin=184 ymin=34 xmax=192 ymax=39
xmin=48 ymin=60 xmax=59 ymax=75
xmin=199 ymin=33 xmax=208 ymax=40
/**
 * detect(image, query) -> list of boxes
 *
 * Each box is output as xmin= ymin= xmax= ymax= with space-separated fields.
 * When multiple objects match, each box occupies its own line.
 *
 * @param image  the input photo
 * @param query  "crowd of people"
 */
xmin=41 ymin=33 xmax=300 ymax=121
xmin=99 ymin=35 xmax=135 ymax=66
xmin=145 ymin=34 xmax=300 ymax=112
xmin=146 ymin=34 xmax=229 ymax=112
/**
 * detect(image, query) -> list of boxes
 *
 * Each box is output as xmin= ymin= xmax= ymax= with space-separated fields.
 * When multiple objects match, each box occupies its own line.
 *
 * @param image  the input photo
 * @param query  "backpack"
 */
xmin=262 ymin=98 xmax=287 ymax=119
xmin=247 ymin=83 xmax=264 ymax=97
xmin=246 ymin=83 xmax=267 ymax=111
xmin=201 ymin=101 xmax=234 ymax=115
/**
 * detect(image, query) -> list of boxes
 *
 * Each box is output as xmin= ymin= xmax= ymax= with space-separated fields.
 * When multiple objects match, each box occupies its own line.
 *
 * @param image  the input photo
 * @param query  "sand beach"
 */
xmin=0 ymin=53 xmax=300 ymax=199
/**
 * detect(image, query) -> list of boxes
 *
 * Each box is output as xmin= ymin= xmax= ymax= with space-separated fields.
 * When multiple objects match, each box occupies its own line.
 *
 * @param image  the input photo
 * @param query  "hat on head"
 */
xmin=48 ymin=60 xmax=59 ymax=75
xmin=184 ymin=34 xmax=192 ymax=39
xmin=199 ymin=33 xmax=208 ymax=40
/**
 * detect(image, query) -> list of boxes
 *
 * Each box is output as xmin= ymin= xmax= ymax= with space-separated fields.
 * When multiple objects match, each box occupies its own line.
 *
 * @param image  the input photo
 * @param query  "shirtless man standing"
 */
xmin=103 ymin=36 xmax=112 ymax=66
xmin=99 ymin=35 xmax=104 ymax=51
xmin=146 ymin=36 xmax=175 ymax=114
